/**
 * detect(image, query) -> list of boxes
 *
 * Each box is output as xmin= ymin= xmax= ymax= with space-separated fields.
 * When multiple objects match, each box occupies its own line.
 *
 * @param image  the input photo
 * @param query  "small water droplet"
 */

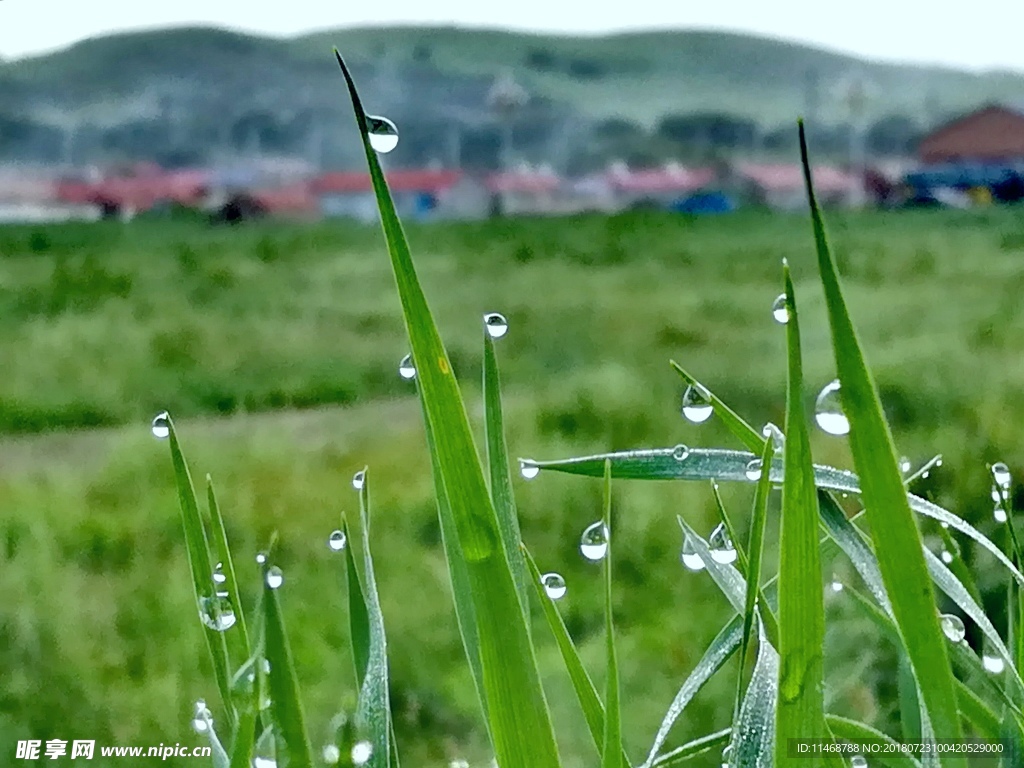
xmin=829 ymin=578 xmax=844 ymax=593
xmin=579 ymin=521 xmax=610 ymax=561
xmin=940 ymin=613 xmax=965 ymax=643
xmin=982 ymin=638 xmax=1006 ymax=674
xmin=672 ymin=444 xmax=690 ymax=461
xmin=745 ymin=458 xmax=763 ymax=481
xmin=850 ymin=757 xmax=867 ymax=768
xmin=681 ymin=385 xmax=713 ymax=423
xmin=814 ymin=379 xmax=850 ymax=436
xmin=681 ymin=536 xmax=705 ymax=571
xmin=992 ymin=462 xmax=1012 ymax=489
xmin=328 ymin=530 xmax=347 ymax=551
xmin=322 ymin=744 xmax=341 ymax=764
xmin=212 ymin=563 xmax=227 ymax=585
xmin=265 ymin=566 xmax=284 ymax=589
xmin=540 ymin=572 xmax=566 ymax=599
xmin=708 ymin=523 xmax=736 ymax=564
xmin=398 ymin=354 xmax=416 ymax=380
xmin=255 ymin=552 xmax=267 ymax=565
xmin=992 ymin=486 xmax=1004 ymax=503
xmin=352 ymin=470 xmax=366 ymax=490
xmin=940 ymin=521 xmax=949 ymax=529
xmin=483 ymin=312 xmax=509 ymax=339
xmin=995 ymin=503 xmax=1008 ymax=524
xmin=253 ymin=758 xmax=277 ymax=768
xmin=771 ymin=293 xmax=790 ymax=324
xmin=449 ymin=761 xmax=470 ymax=768
xmin=898 ymin=456 xmax=911 ymax=474
xmin=520 ymin=460 xmax=540 ymax=480
xmin=940 ymin=549 xmax=953 ymax=564
xmin=761 ymin=422 xmax=785 ymax=453
xmin=191 ymin=700 xmax=212 ymax=733
xmin=199 ymin=592 xmax=237 ymax=631
xmin=365 ymin=115 xmax=399 ymax=153
xmin=151 ymin=411 xmax=170 ymax=439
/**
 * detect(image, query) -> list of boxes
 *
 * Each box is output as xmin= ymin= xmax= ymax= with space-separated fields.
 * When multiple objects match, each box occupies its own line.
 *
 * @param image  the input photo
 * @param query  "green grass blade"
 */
xmin=166 ymin=417 xmax=233 ymax=723
xmin=1000 ymin=707 xmax=1024 ymax=767
xmin=824 ymin=716 xmax=924 ymax=768
xmin=341 ymin=516 xmax=370 ymax=689
xmin=261 ymin=559 xmax=313 ymax=768
xmin=936 ymin=525 xmax=983 ymax=605
xmin=483 ymin=332 xmax=530 ymax=616
xmin=710 ymin=481 xmax=750 ymax=576
xmin=228 ymin=657 xmax=259 ymax=768
xmin=898 ymin=652 xmax=923 ymax=743
xmin=801 ymin=121 xmax=966 ymax=763
xmin=228 ymin=705 xmax=257 ymax=768
xmin=206 ymin=475 xmax=251 ymax=672
xmin=775 ymin=264 xmax=826 ymax=766
xmin=955 ymin=680 xmax=1001 ymax=740
xmin=601 ymin=461 xmax=623 ymax=768
xmin=648 ymin=728 xmax=732 ymax=767
xmin=334 ymin=51 xmax=561 ymax=768
xmin=670 ymin=361 xmax=762 ymax=454
xmin=352 ymin=472 xmax=393 ymax=768
xmin=730 ymin=624 xmax=779 ymax=768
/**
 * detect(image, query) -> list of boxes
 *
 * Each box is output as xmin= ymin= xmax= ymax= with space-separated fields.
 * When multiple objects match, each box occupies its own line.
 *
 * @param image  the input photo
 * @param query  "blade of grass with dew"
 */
xmin=334 ymin=51 xmax=561 ymax=768
xmin=730 ymin=623 xmax=779 ymax=768
xmin=899 ymin=652 xmax=923 ymax=744
xmin=801 ymin=120 xmax=966 ymax=764
xmin=824 ymin=716 xmax=924 ymax=768
xmin=671 ymin=361 xmax=762 ymax=454
xmin=601 ymin=460 xmax=623 ymax=768
xmin=936 ymin=525 xmax=983 ymax=605
xmin=342 ymin=515 xmax=370 ymax=691
xmin=483 ymin=331 xmax=530 ymax=616
xmin=648 ymin=728 xmax=732 ymax=768
xmin=261 ymin=556 xmax=313 ymax=768
xmin=206 ymin=475 xmax=251 ymax=671
xmin=956 ymin=681 xmax=1001 ymax=740
xmin=1000 ymin=708 xmax=1024 ymax=767
xmin=710 ymin=480 xmax=750 ymax=576
xmin=228 ymin=655 xmax=260 ymax=768
xmin=166 ymin=417 xmax=233 ymax=722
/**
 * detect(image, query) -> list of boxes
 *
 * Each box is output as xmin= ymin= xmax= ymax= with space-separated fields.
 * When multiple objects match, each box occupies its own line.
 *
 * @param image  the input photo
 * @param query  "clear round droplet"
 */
xmin=352 ymin=470 xmax=366 ymax=491
xmin=672 ymin=444 xmax=690 ymax=462
xmin=940 ymin=613 xmax=965 ymax=643
xmin=995 ymin=504 xmax=1008 ymax=524
xmin=982 ymin=638 xmax=1006 ymax=674
xmin=761 ymin=422 xmax=785 ymax=453
xmin=681 ymin=385 xmax=713 ymax=424
xmin=540 ymin=572 xmax=567 ymax=600
xmin=191 ymin=700 xmax=212 ymax=734
xmin=484 ymin=312 xmax=509 ymax=339
xmin=850 ymin=757 xmax=867 ymax=768
xmin=992 ymin=486 xmax=1005 ymax=504
xmin=771 ymin=293 xmax=790 ymax=324
xmin=255 ymin=552 xmax=267 ymax=565
xmin=398 ymin=354 xmax=416 ymax=380
xmin=151 ymin=411 xmax=170 ymax=439
xmin=328 ymin=530 xmax=347 ymax=551
xmin=365 ymin=115 xmax=399 ymax=153
xmin=745 ymin=458 xmax=763 ymax=481
xmin=681 ymin=536 xmax=705 ymax=571
xmin=708 ymin=523 xmax=737 ymax=564
xmin=199 ymin=593 xmax=237 ymax=631
xmin=815 ymin=379 xmax=850 ymax=436
xmin=898 ymin=456 xmax=911 ymax=474
xmin=579 ymin=521 xmax=610 ymax=561
xmin=322 ymin=744 xmax=341 ymax=764
xmin=940 ymin=549 xmax=953 ymax=564
xmin=212 ymin=562 xmax=227 ymax=585
xmin=830 ymin=578 xmax=844 ymax=593
xmin=265 ymin=566 xmax=284 ymax=590
xmin=992 ymin=462 xmax=1012 ymax=489
xmin=520 ymin=460 xmax=540 ymax=480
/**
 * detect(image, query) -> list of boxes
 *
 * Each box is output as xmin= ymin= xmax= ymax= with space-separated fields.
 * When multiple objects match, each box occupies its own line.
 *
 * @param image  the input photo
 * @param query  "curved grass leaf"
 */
xmin=334 ymin=51 xmax=560 ymax=768
xmin=227 ymin=653 xmax=260 ymax=768
xmin=342 ymin=515 xmax=370 ymax=689
xmin=731 ymin=624 xmax=778 ymax=768
xmin=601 ymin=461 xmax=623 ymax=768
xmin=206 ymin=475 xmax=251 ymax=675
xmin=671 ymin=361 xmax=762 ymax=454
xmin=648 ymin=728 xmax=732 ymax=767
xmin=1000 ymin=708 xmax=1024 ymax=768
xmin=824 ymin=716 xmax=924 ymax=768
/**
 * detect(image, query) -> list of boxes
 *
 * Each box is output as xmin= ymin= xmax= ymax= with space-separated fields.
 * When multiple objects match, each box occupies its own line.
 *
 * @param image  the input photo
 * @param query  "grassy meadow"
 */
xmin=2 ymin=207 xmax=1024 ymax=765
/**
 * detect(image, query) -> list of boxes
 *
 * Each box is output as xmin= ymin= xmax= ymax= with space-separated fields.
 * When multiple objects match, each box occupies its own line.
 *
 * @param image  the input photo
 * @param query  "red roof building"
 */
xmin=918 ymin=103 xmax=1024 ymax=164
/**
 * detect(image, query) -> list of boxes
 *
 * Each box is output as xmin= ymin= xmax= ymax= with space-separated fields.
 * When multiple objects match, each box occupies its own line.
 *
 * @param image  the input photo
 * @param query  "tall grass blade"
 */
xmin=601 ymin=461 xmax=623 ymax=768
xmin=824 ymin=716 xmax=924 ymax=768
xmin=334 ymin=51 xmax=561 ymax=767
xmin=730 ymin=624 xmax=779 ymax=768
xmin=670 ymin=361 xmax=762 ymax=454
xmin=228 ymin=654 xmax=260 ymax=768
xmin=801 ymin=120 xmax=965 ymax=762
xmin=342 ymin=515 xmax=370 ymax=689
xmin=206 ymin=475 xmax=251 ymax=671
xmin=1000 ymin=708 xmax=1024 ymax=768
xmin=898 ymin=653 xmax=923 ymax=743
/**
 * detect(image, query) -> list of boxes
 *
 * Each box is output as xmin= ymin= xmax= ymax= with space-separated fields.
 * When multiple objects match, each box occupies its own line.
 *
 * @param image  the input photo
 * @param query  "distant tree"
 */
xmin=411 ymin=43 xmax=432 ymax=63
xmin=524 ymin=48 xmax=557 ymax=72
xmin=866 ymin=114 xmax=922 ymax=157
xmin=592 ymin=117 xmax=646 ymax=142
xmin=656 ymin=112 xmax=757 ymax=149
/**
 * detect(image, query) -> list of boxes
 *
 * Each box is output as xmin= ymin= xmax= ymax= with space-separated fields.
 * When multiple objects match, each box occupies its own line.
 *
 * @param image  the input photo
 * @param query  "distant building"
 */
xmin=311 ymin=169 xmax=463 ymax=223
xmin=918 ymin=103 xmax=1024 ymax=164
xmin=486 ymin=165 xmax=562 ymax=216
xmin=729 ymin=162 xmax=859 ymax=210
xmin=604 ymin=161 xmax=717 ymax=209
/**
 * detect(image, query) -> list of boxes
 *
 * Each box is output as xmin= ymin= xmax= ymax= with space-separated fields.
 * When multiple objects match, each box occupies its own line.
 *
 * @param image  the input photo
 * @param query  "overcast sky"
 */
xmin=2 ymin=0 xmax=1023 ymax=72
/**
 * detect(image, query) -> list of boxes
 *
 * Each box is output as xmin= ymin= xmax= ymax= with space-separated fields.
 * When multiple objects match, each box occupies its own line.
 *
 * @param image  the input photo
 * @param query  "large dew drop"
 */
xmin=328 ymin=530 xmax=347 ymax=551
xmin=365 ymin=115 xmax=399 ymax=153
xmin=520 ymin=460 xmax=540 ymax=480
xmin=265 ymin=567 xmax=284 ymax=590
xmin=940 ymin=613 xmax=965 ymax=643
xmin=992 ymin=461 xmax=1012 ymax=489
xmin=151 ymin=411 xmax=170 ymax=439
xmin=745 ymin=458 xmax=763 ymax=481
xmin=672 ymin=444 xmax=690 ymax=462
xmin=681 ymin=385 xmax=713 ymax=423
xmin=540 ymin=572 xmax=567 ymax=600
xmin=681 ymin=536 xmax=705 ymax=571
xmin=352 ymin=470 xmax=366 ymax=491
xmin=815 ymin=379 xmax=850 ymax=436
xmin=351 ymin=741 xmax=373 ymax=766
xmin=199 ymin=593 xmax=237 ymax=631
xmin=579 ymin=521 xmax=610 ymax=561
xmin=708 ymin=523 xmax=737 ymax=564
xmin=771 ymin=293 xmax=790 ymax=324
xmin=398 ymin=354 xmax=416 ymax=380
xmin=483 ymin=312 xmax=509 ymax=339
xmin=191 ymin=700 xmax=212 ymax=734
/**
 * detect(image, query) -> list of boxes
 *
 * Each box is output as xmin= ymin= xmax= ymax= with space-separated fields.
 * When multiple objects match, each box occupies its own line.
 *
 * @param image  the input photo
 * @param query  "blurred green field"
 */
xmin=2 ymin=209 xmax=1024 ymax=766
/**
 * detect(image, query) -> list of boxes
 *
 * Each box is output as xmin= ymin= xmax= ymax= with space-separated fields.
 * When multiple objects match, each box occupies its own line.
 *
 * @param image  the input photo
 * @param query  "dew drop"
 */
xmin=398 ymin=354 xmax=416 ymax=380
xmin=745 ymin=458 xmax=763 ymax=481
xmin=352 ymin=470 xmax=366 ymax=491
xmin=940 ymin=549 xmax=953 ymax=564
xmin=814 ymin=379 xmax=850 ymax=436
xmin=322 ymin=744 xmax=341 ymax=764
xmin=540 ymin=572 xmax=567 ymax=600
xmin=982 ymin=638 xmax=1006 ymax=674
xmin=255 ymin=552 xmax=267 ymax=565
xmin=771 ymin=293 xmax=790 ymax=324
xmin=681 ymin=385 xmax=713 ymax=423
xmin=265 ymin=566 xmax=284 ymax=590
xmin=212 ymin=562 xmax=227 ymax=585
xmin=449 ymin=761 xmax=470 ymax=768
xmin=672 ymin=444 xmax=690 ymax=462
xmin=681 ymin=536 xmax=705 ymax=571
xmin=850 ymin=757 xmax=867 ymax=768
xmin=365 ymin=115 xmax=399 ymax=153
xmin=199 ymin=593 xmax=237 ymax=631
xmin=995 ymin=503 xmax=1008 ymax=524
xmin=829 ymin=578 xmax=844 ymax=593
xmin=191 ymin=700 xmax=212 ymax=734
xmin=992 ymin=486 xmax=1004 ymax=504
xmin=898 ymin=456 xmax=911 ymax=474
xmin=328 ymin=530 xmax=347 ymax=551
xmin=761 ymin=422 xmax=785 ymax=453
xmin=151 ymin=411 xmax=170 ymax=439
xmin=708 ymin=523 xmax=737 ymax=564
xmin=483 ymin=312 xmax=509 ymax=339
xmin=992 ymin=462 xmax=1012 ymax=489
xmin=520 ymin=460 xmax=540 ymax=480
xmin=253 ymin=758 xmax=277 ymax=768
xmin=940 ymin=613 xmax=965 ymax=643
xmin=579 ymin=521 xmax=610 ymax=562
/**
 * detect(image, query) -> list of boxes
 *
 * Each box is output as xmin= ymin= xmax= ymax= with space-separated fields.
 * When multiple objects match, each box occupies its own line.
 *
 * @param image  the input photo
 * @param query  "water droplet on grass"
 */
xmin=483 ymin=312 xmax=508 ymax=339
xmin=761 ymin=422 xmax=785 ymax=453
xmin=328 ymin=530 xmax=347 ymax=551
xmin=212 ymin=562 xmax=227 ymax=585
xmin=745 ymin=458 xmax=763 ymax=481
xmin=520 ymin=460 xmax=540 ymax=480
xmin=151 ymin=411 xmax=170 ymax=439
xmin=898 ymin=456 xmax=911 ymax=474
xmin=940 ymin=613 xmax=965 ymax=643
xmin=540 ymin=572 xmax=566 ymax=599
xmin=982 ymin=638 xmax=1006 ymax=674
xmin=708 ymin=523 xmax=736 ymax=564
xmin=850 ymin=757 xmax=867 ymax=768
xmin=995 ymin=503 xmax=1008 ymax=524
xmin=199 ymin=593 xmax=236 ymax=631
xmin=322 ymin=744 xmax=341 ymax=764
xmin=579 ymin=522 xmax=609 ymax=561
xmin=681 ymin=385 xmax=713 ymax=423
xmin=398 ymin=354 xmax=416 ymax=380
xmin=672 ymin=444 xmax=690 ymax=461
xmin=681 ymin=536 xmax=705 ymax=571
xmin=265 ymin=567 xmax=284 ymax=589
xmin=191 ymin=700 xmax=212 ymax=733
xmin=771 ymin=293 xmax=790 ymax=324
xmin=365 ymin=115 xmax=398 ymax=153
xmin=992 ymin=462 xmax=1012 ymax=489
xmin=255 ymin=552 xmax=267 ymax=565
xmin=815 ymin=379 xmax=849 ymax=435
xmin=449 ymin=761 xmax=469 ymax=768
xmin=830 ymin=578 xmax=844 ymax=593
xmin=352 ymin=470 xmax=366 ymax=490
xmin=940 ymin=549 xmax=953 ymax=564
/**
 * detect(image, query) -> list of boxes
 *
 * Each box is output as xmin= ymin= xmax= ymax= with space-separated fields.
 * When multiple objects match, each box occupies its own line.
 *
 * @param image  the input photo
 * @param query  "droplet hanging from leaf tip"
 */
xmin=365 ymin=115 xmax=398 ymax=153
